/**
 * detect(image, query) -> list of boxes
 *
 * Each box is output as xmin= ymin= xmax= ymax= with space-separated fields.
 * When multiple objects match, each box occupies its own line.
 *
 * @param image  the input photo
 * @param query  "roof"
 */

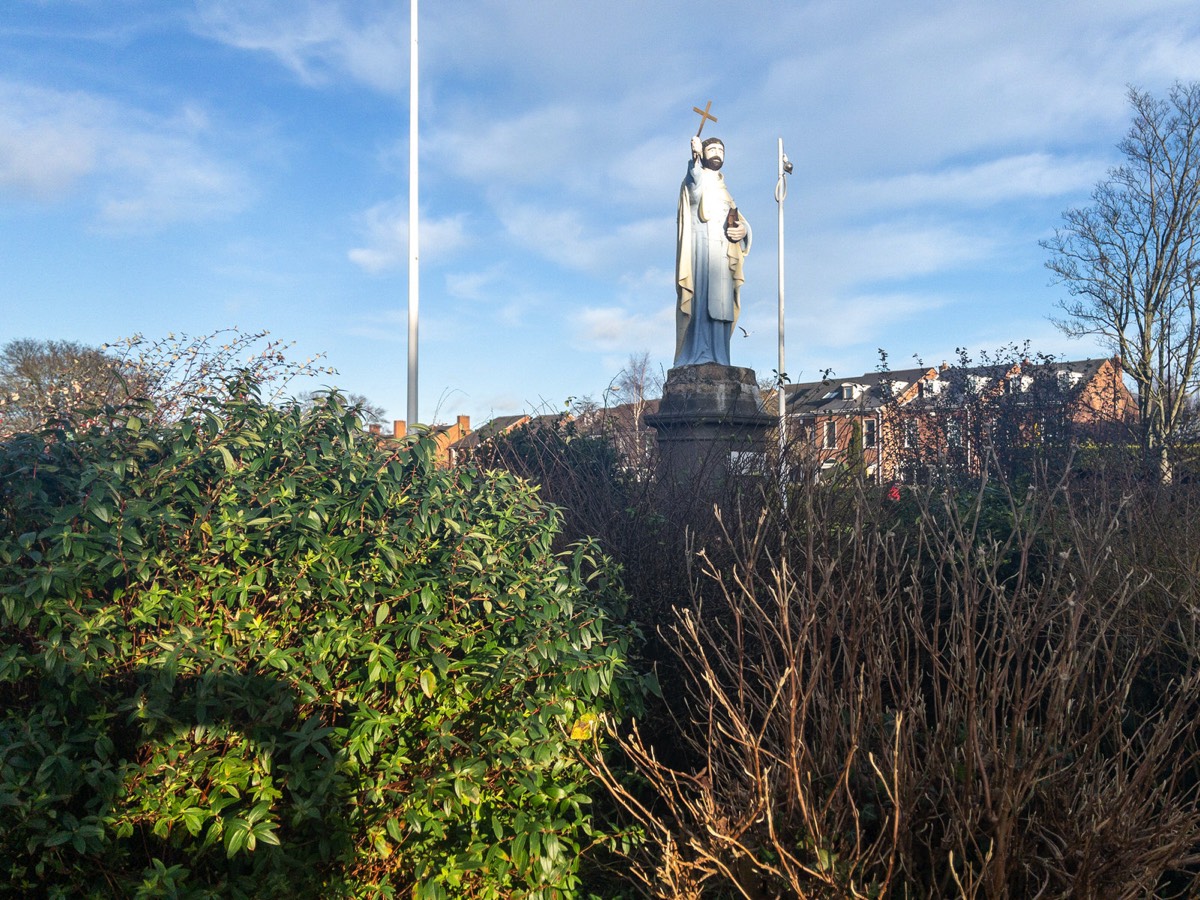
xmin=449 ymin=414 xmax=529 ymax=450
xmin=785 ymin=366 xmax=937 ymax=415
xmin=786 ymin=358 xmax=1117 ymax=417
xmin=577 ymin=398 xmax=661 ymax=430
xmin=447 ymin=412 xmax=573 ymax=451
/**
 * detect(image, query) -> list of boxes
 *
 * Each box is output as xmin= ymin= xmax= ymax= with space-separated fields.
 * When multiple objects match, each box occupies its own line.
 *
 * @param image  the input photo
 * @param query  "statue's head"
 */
xmin=701 ymin=137 xmax=725 ymax=171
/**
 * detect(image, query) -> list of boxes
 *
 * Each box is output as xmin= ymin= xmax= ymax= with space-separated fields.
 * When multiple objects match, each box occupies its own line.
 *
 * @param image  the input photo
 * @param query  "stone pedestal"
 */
xmin=645 ymin=363 xmax=774 ymax=487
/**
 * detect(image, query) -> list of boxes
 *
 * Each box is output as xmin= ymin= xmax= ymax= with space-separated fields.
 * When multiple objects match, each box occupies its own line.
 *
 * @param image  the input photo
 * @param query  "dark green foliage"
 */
xmin=0 ymin=386 xmax=631 ymax=898
xmin=846 ymin=419 xmax=866 ymax=481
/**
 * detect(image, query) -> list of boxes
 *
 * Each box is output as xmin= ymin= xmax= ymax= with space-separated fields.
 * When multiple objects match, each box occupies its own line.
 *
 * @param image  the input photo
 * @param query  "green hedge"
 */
xmin=0 ymin=387 xmax=632 ymax=898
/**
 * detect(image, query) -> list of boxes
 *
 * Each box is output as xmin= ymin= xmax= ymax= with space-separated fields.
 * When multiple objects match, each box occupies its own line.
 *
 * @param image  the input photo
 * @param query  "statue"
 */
xmin=675 ymin=123 xmax=751 ymax=367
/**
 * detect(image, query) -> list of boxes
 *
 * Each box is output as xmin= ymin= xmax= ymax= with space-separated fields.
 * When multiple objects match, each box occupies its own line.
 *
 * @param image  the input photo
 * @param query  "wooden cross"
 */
xmin=692 ymin=100 xmax=718 ymax=136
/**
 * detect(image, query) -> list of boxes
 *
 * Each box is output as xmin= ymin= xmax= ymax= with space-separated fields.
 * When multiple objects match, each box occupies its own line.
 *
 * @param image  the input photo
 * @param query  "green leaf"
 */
xmin=225 ymin=818 xmax=250 ymax=858
xmin=419 ymin=669 xmax=436 ymax=698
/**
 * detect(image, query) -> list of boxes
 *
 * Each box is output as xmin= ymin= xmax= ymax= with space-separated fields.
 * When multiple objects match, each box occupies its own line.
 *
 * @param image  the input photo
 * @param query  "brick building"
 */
xmin=784 ymin=357 xmax=1137 ymax=482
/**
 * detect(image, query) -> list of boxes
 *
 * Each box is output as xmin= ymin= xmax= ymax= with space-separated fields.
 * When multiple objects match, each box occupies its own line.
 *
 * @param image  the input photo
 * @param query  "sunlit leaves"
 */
xmin=0 ymin=382 xmax=632 ymax=897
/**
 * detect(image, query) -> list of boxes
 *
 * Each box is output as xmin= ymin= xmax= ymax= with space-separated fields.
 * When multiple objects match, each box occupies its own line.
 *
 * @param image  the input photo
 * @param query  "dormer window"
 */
xmin=841 ymin=383 xmax=861 ymax=401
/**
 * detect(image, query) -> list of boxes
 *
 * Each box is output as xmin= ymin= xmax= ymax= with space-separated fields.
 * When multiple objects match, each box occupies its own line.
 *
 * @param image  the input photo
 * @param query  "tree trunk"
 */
xmin=1158 ymin=442 xmax=1174 ymax=485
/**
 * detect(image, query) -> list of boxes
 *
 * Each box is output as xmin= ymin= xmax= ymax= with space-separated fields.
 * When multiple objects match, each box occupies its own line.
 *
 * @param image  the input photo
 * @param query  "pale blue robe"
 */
xmin=674 ymin=157 xmax=751 ymax=367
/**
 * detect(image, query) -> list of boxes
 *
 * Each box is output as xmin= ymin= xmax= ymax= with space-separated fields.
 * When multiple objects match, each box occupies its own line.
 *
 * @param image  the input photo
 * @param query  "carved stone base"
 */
xmin=645 ymin=363 xmax=774 ymax=488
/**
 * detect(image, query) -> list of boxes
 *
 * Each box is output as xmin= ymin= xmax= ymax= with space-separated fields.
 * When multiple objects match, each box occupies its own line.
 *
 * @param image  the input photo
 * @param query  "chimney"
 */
xmin=940 ymin=361 xmax=949 ymax=372
xmin=393 ymin=419 xmax=406 ymax=439
xmin=457 ymin=414 xmax=470 ymax=435
xmin=368 ymin=423 xmax=381 ymax=435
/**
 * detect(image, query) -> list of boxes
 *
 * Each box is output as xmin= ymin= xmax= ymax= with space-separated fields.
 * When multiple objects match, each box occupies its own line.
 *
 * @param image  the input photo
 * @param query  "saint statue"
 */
xmin=675 ymin=133 xmax=751 ymax=367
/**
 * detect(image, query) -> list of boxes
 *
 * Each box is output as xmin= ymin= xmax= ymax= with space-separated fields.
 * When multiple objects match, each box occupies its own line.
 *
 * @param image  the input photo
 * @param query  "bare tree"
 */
xmin=0 ymin=339 xmax=136 ymax=438
xmin=1044 ymin=82 xmax=1200 ymax=482
xmin=610 ymin=351 xmax=663 ymax=410
xmin=108 ymin=329 xmax=335 ymax=422
xmin=593 ymin=351 xmax=664 ymax=469
xmin=0 ymin=330 xmax=337 ymax=439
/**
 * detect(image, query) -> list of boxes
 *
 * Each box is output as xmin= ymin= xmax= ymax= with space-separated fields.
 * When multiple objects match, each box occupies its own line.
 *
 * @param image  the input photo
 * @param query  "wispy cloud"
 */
xmin=98 ymin=126 xmax=250 ymax=227
xmin=0 ymin=83 xmax=97 ymax=199
xmin=846 ymin=153 xmax=1107 ymax=212
xmin=424 ymin=105 xmax=588 ymax=190
xmin=571 ymin=304 xmax=673 ymax=353
xmin=500 ymin=204 xmax=669 ymax=276
xmin=804 ymin=219 xmax=997 ymax=297
xmin=445 ymin=266 xmax=506 ymax=302
xmin=796 ymin=290 xmax=951 ymax=349
xmin=347 ymin=202 xmax=468 ymax=273
xmin=340 ymin=307 xmax=406 ymax=343
xmin=193 ymin=0 xmax=408 ymax=93
xmin=0 ymin=79 xmax=250 ymax=228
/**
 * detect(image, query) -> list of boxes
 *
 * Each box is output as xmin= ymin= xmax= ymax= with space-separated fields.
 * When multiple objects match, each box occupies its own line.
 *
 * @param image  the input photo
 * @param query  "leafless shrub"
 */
xmin=106 ymin=328 xmax=335 ymax=423
xmin=584 ymin=464 xmax=1200 ymax=898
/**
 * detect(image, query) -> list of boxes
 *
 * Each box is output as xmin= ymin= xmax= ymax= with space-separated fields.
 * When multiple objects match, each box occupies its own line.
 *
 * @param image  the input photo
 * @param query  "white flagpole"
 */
xmin=406 ymin=0 xmax=420 ymax=427
xmin=776 ymin=138 xmax=790 ymax=497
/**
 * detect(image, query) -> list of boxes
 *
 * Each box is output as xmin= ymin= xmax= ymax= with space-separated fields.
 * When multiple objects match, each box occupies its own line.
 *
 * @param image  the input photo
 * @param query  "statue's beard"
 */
xmin=702 ymin=157 xmax=723 ymax=171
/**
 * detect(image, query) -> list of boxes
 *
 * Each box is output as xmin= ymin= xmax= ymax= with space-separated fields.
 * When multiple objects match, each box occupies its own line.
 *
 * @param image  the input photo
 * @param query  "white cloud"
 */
xmin=796 ymin=290 xmax=951 ymax=349
xmin=571 ymin=304 xmax=673 ymax=353
xmin=803 ymin=219 xmax=997 ymax=297
xmin=193 ymin=0 xmax=409 ymax=93
xmin=500 ymin=204 xmax=670 ymax=276
xmin=428 ymin=1 xmax=692 ymax=101
xmin=846 ymin=153 xmax=1107 ymax=212
xmin=98 ymin=131 xmax=249 ymax=227
xmin=424 ymin=104 xmax=588 ymax=190
xmin=0 ymin=79 xmax=251 ymax=227
xmin=347 ymin=201 xmax=468 ymax=273
xmin=423 ymin=85 xmax=688 ymax=209
xmin=608 ymin=134 xmax=680 ymax=202
xmin=747 ymin=2 xmax=1198 ymax=182
xmin=618 ymin=265 xmax=674 ymax=296
xmin=0 ymin=82 xmax=102 ymax=198
xmin=339 ymin=307 xmax=406 ymax=343
xmin=445 ymin=266 xmax=506 ymax=302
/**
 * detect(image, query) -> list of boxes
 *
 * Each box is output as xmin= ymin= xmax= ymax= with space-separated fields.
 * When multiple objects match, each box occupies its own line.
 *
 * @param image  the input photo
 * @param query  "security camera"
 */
xmin=782 ymin=153 xmax=794 ymax=175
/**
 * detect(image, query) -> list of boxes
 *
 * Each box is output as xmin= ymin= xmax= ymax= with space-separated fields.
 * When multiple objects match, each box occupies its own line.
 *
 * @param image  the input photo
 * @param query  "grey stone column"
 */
xmin=645 ymin=363 xmax=774 ymax=488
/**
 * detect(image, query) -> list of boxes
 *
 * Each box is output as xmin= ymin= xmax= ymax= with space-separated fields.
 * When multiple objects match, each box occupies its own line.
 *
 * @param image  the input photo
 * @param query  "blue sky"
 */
xmin=4 ymin=1 xmax=1200 ymax=426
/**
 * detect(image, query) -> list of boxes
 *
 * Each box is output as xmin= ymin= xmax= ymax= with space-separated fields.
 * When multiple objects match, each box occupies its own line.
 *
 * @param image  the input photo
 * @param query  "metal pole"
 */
xmin=775 ymin=138 xmax=789 ymax=496
xmin=406 ymin=0 xmax=420 ymax=427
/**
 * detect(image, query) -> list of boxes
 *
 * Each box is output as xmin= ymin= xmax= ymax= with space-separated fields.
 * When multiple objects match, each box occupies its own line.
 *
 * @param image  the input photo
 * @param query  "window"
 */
xmin=902 ymin=419 xmax=918 ymax=449
xmin=822 ymin=420 xmax=837 ymax=449
xmin=730 ymin=450 xmax=766 ymax=474
xmin=1005 ymin=374 xmax=1027 ymax=394
xmin=1058 ymin=371 xmax=1082 ymax=391
xmin=946 ymin=420 xmax=962 ymax=448
xmin=861 ymin=419 xmax=876 ymax=448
